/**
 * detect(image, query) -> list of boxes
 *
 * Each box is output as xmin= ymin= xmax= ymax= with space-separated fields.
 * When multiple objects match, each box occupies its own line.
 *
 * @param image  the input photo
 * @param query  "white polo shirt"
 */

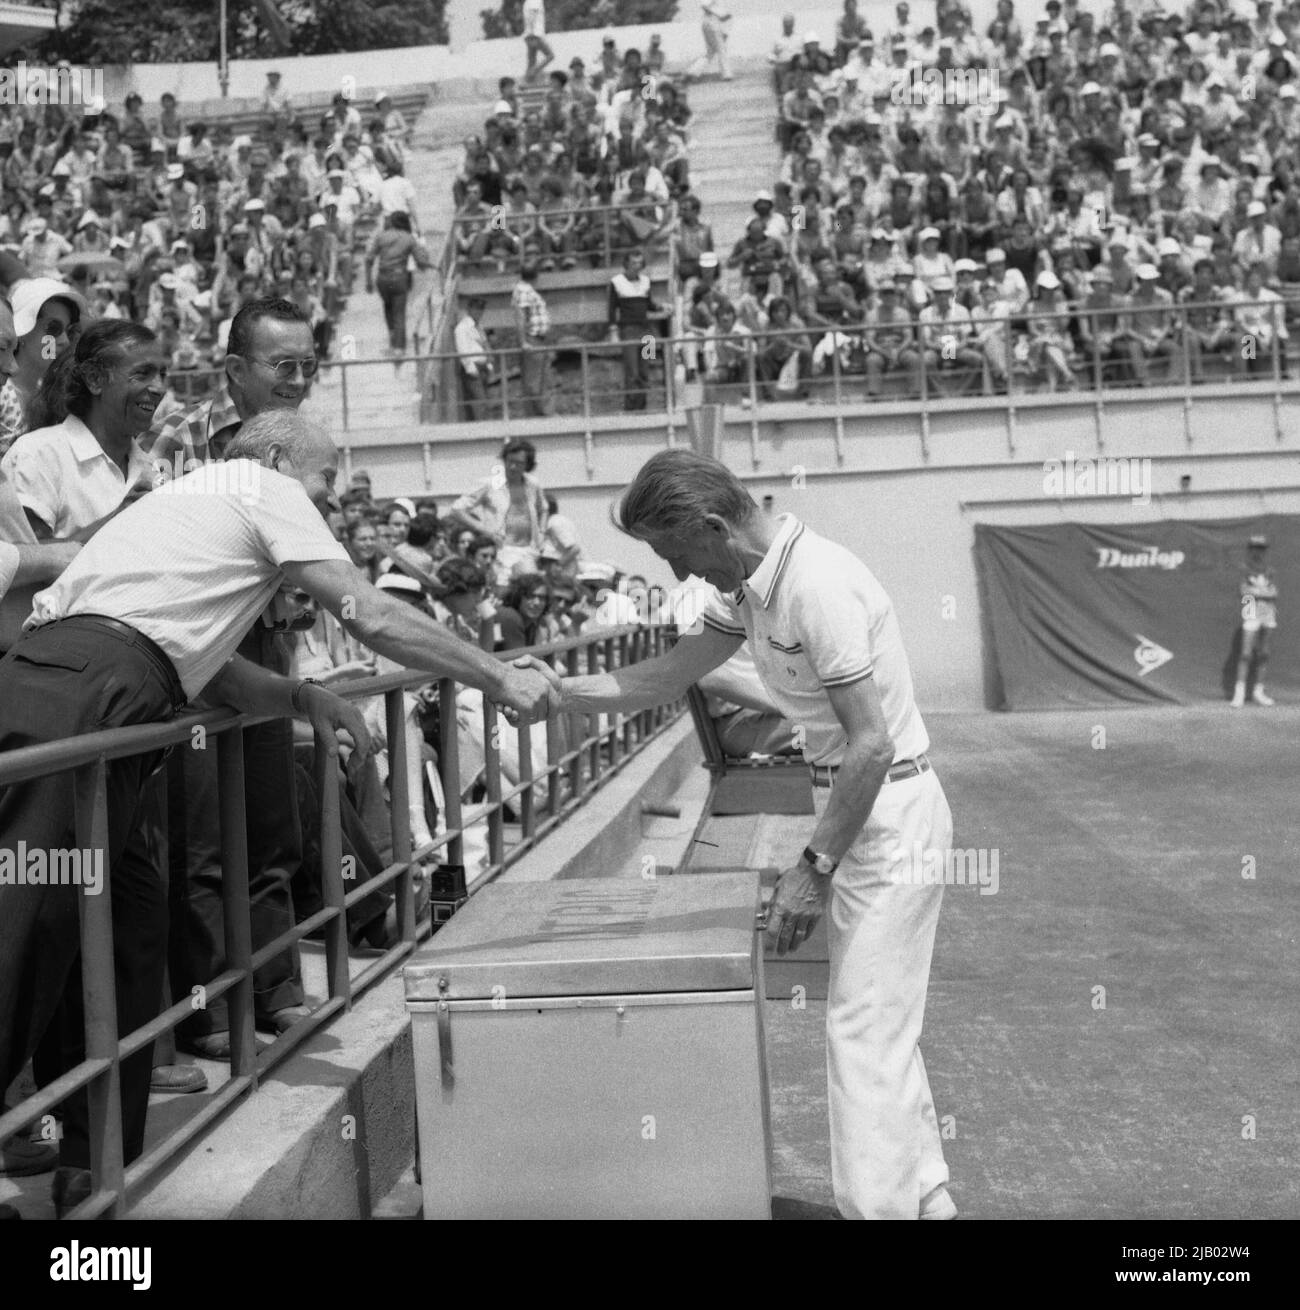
xmin=1 ymin=414 xmax=156 ymax=538
xmin=26 ymin=461 xmax=351 ymax=700
xmin=0 ymin=468 xmax=36 ymax=603
xmin=699 ymin=514 xmax=929 ymax=767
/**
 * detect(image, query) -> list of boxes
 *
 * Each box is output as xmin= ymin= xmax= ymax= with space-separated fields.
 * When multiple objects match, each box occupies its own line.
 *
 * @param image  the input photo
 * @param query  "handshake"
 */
xmin=494 ymin=654 xmax=566 ymax=724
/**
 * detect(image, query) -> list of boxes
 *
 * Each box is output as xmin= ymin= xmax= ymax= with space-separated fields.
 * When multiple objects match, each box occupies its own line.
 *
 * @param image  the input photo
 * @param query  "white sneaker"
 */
xmin=919 ymin=1185 xmax=957 ymax=1220
xmin=1230 ymin=682 xmax=1246 ymax=708
xmin=1251 ymin=686 xmax=1275 ymax=706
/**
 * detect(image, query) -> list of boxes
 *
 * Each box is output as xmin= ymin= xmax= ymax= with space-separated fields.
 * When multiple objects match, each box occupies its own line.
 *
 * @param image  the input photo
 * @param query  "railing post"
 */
xmin=438 ymin=678 xmax=465 ymax=869
xmin=384 ymin=687 xmax=416 ymax=943
xmin=339 ymin=358 xmax=350 ymax=432
xmin=216 ymin=730 xmax=258 ymax=1075
xmin=73 ymin=757 xmax=124 ymax=1218
xmin=565 ymin=647 xmax=582 ymax=795
xmin=586 ymin=641 xmax=601 ymax=781
xmin=481 ymin=698 xmax=504 ymax=873
xmin=500 ymin=344 xmax=512 ymax=423
xmin=517 ymin=718 xmax=535 ymax=840
xmin=314 ymin=723 xmax=351 ymax=1007
xmin=546 ymin=671 xmax=562 ymax=821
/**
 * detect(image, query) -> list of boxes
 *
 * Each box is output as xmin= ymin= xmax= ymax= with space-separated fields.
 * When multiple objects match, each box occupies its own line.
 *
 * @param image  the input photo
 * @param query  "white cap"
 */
xmin=375 ymin=89 xmax=391 ymax=102
xmin=244 ymin=198 xmax=265 ymax=211
xmin=1156 ymin=237 xmax=1181 ymax=256
xmin=158 ymin=273 xmax=179 ymax=290
xmin=1135 ymin=262 xmax=1160 ymax=279
xmin=1205 ymin=73 xmax=1225 ymax=89
xmin=1036 ymin=271 xmax=1061 ymax=289
xmin=308 ymin=212 xmax=327 ymax=228
xmin=1247 ymin=200 xmax=1268 ymax=217
xmin=954 ymin=258 xmax=977 ymax=273
xmin=376 ymin=573 xmax=423 ymax=597
xmin=1268 ymin=31 xmax=1286 ymax=45
xmin=10 ymin=277 xmax=87 ymax=336
xmin=918 ymin=226 xmax=940 ymax=242
xmin=76 ymin=209 xmax=101 ymax=229
xmin=1100 ymin=42 xmax=1121 ymax=58
xmin=1081 ymin=81 xmax=1101 ymax=96
xmin=493 ymin=99 xmax=514 ymax=115
xmin=803 ymin=30 xmax=820 ymax=44
xmin=985 ymin=247 xmax=1006 ymax=263
xmin=931 ymin=274 xmax=955 ymax=291
xmin=1281 ymin=84 xmax=1298 ymax=99
xmin=166 ymin=162 xmax=184 ymax=180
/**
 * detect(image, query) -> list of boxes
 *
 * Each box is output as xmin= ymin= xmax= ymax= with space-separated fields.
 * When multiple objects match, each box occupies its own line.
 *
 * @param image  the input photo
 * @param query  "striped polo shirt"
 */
xmin=26 ymin=460 xmax=350 ymax=700
xmin=698 ymin=514 xmax=929 ymax=768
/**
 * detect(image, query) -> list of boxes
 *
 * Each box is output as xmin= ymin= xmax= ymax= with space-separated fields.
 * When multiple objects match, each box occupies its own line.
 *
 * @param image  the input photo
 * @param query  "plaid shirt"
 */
xmin=147 ymin=382 xmax=243 ymax=477
xmin=511 ymin=279 xmax=551 ymax=340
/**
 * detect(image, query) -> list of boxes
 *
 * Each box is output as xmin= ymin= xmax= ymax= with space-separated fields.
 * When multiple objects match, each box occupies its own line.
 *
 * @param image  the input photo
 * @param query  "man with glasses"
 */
xmin=147 ymin=298 xmax=325 ymax=1061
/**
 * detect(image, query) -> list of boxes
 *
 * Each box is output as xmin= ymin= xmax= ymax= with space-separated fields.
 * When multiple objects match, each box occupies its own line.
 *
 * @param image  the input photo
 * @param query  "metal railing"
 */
xmin=0 ymin=620 xmax=679 ymax=1218
xmin=156 ymin=296 xmax=1297 ymax=444
xmin=447 ymin=198 xmax=679 ymax=277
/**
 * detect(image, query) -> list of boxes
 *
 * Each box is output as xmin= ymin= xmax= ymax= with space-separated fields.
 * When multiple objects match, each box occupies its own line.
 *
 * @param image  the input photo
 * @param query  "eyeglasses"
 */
xmin=249 ymin=356 xmax=319 ymax=380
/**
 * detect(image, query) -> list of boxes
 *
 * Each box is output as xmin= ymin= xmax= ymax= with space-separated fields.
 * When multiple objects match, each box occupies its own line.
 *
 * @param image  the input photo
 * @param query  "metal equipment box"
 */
xmin=404 ymin=872 xmax=772 ymax=1219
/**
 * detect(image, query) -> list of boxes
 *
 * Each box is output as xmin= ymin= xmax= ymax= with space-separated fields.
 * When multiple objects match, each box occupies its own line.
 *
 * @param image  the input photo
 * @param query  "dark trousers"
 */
xmin=167 ymin=625 xmax=302 ymax=1038
xmin=291 ymin=746 xmax=393 ymax=937
xmin=460 ymin=368 xmax=488 ymax=421
xmin=377 ymin=274 xmax=409 ymax=351
xmin=619 ymin=324 xmax=650 ymax=410
xmin=0 ymin=618 xmax=181 ymax=1168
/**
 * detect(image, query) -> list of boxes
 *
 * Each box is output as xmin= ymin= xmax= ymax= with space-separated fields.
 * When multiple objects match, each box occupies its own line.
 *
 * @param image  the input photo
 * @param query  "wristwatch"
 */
xmin=291 ymin=677 xmax=323 ymax=713
xmin=801 ymin=846 xmax=839 ymax=877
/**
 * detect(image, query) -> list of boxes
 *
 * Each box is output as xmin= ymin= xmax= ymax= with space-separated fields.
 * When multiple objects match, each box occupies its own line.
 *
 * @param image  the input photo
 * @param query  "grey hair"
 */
xmin=223 ymin=409 xmax=320 ymax=464
xmin=615 ymin=449 xmax=757 ymax=539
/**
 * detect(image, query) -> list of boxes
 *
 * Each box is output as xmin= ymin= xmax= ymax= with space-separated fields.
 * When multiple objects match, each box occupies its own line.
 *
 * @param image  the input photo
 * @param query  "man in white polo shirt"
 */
xmin=0 ymin=295 xmax=81 ymax=634
xmin=0 ymin=408 xmax=558 ymax=1214
xmin=552 ymin=449 xmax=955 ymax=1220
xmin=1 ymin=319 xmax=159 ymax=542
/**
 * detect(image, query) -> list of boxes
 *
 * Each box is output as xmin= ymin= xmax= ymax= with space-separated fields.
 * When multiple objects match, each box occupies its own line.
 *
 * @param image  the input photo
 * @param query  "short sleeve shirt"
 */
xmin=1 ymin=415 xmax=156 ymax=537
xmin=27 ymin=461 xmax=351 ymax=700
xmin=697 ymin=515 xmax=929 ymax=767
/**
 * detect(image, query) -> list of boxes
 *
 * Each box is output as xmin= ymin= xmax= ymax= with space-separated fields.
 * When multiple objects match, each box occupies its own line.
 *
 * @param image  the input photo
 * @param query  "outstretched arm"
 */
xmin=560 ymin=624 xmax=743 ymax=714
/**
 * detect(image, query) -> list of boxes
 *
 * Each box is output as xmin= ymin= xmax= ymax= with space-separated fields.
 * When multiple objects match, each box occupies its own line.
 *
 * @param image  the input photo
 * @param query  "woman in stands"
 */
xmin=0 ymin=279 xmax=86 ymax=457
xmin=346 ymin=518 xmax=383 ymax=585
xmin=1025 ymin=271 xmax=1078 ymax=390
xmin=495 ymin=573 xmax=558 ymax=652
xmin=447 ymin=437 xmax=549 ymax=579
xmin=756 ymin=295 xmax=813 ymax=400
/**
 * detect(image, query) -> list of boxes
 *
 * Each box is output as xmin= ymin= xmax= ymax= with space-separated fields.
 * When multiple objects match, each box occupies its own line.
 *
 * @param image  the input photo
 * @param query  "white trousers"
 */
xmin=818 ymin=766 xmax=951 ymax=1219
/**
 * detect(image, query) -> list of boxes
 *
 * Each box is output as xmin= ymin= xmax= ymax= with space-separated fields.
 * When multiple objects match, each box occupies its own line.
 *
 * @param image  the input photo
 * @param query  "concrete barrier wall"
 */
xmin=327 ymin=385 xmax=1300 ymax=714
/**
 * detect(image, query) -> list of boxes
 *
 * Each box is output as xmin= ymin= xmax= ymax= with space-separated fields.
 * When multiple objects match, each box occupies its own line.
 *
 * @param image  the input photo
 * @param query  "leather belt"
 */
xmin=809 ymin=755 xmax=931 ymax=788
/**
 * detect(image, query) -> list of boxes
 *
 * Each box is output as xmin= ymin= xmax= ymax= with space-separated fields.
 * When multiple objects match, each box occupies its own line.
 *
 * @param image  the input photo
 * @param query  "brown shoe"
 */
xmin=0 ymin=1135 xmax=57 ymax=1177
xmin=150 ymin=1064 xmax=208 ymax=1095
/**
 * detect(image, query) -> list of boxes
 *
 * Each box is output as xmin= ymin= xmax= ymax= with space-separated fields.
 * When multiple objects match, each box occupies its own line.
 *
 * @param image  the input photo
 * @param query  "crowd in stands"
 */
xmin=0 ymin=65 xmax=423 ymax=452
xmin=450 ymin=30 xmax=699 ymax=415
xmin=674 ymin=0 xmax=1300 ymax=399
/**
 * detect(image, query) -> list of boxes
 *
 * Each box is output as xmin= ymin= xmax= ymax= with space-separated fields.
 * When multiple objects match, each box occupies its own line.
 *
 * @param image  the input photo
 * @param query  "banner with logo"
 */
xmin=974 ymin=514 xmax=1296 ymax=709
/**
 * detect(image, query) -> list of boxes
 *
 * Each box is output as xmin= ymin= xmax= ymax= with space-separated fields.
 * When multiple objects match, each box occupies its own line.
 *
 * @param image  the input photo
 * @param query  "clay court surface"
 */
xmin=761 ymin=704 xmax=1300 ymax=1219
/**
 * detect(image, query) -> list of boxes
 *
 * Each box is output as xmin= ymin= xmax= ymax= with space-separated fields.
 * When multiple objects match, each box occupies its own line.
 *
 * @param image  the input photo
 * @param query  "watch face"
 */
xmin=814 ymin=854 xmax=836 ymax=875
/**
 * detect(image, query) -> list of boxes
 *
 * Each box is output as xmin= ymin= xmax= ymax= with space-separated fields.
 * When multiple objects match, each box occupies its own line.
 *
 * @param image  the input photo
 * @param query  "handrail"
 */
xmin=156 ymin=295 xmax=1295 ymax=432
xmin=0 ymin=619 xmax=680 ymax=1218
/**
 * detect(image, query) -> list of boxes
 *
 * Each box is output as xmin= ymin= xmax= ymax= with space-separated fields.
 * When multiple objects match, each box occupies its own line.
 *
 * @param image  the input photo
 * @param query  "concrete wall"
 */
xmin=330 ymin=384 xmax=1300 ymax=714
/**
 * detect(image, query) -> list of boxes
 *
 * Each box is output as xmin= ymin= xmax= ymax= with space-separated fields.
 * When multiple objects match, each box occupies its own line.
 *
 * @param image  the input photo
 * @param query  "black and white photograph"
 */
xmin=0 ymin=0 xmax=1294 ymax=1269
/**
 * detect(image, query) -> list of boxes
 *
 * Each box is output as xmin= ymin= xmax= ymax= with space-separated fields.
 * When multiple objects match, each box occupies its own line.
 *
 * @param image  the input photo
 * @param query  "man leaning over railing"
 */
xmin=0 ymin=409 xmax=557 ymax=1216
